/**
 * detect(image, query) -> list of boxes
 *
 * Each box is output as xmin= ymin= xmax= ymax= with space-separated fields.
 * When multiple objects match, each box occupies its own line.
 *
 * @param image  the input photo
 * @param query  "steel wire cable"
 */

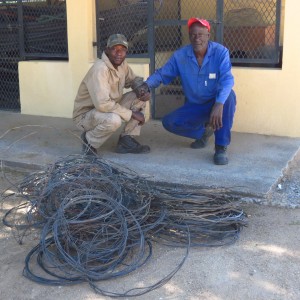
xmin=24 ymin=196 xmax=155 ymax=284
xmin=2 ymin=154 xmax=247 ymax=297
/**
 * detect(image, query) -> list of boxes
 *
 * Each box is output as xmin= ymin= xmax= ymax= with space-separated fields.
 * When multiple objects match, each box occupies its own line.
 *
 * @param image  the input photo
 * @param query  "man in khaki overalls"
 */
xmin=73 ymin=34 xmax=150 ymax=155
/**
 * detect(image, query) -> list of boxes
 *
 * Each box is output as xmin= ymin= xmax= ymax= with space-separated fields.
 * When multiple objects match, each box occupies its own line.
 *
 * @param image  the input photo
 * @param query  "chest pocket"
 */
xmin=206 ymin=73 xmax=218 ymax=92
xmin=110 ymin=81 xmax=120 ymax=101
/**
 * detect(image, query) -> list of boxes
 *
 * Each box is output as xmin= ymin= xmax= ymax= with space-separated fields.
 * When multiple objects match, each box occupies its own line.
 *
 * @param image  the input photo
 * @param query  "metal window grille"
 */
xmin=96 ymin=0 xmax=281 ymax=64
xmin=95 ymin=0 xmax=282 ymax=118
xmin=0 ymin=0 xmax=68 ymax=111
xmin=21 ymin=0 xmax=68 ymax=59
xmin=223 ymin=0 xmax=281 ymax=65
xmin=96 ymin=0 xmax=150 ymax=57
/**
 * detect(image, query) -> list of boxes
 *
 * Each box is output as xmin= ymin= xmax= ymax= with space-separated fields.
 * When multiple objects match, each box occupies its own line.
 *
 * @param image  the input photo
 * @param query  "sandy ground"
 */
xmin=1 ymin=159 xmax=300 ymax=300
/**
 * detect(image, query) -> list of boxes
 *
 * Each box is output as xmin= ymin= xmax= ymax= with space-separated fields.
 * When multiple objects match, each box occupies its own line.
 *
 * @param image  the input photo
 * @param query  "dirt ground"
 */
xmin=1 ymin=156 xmax=300 ymax=300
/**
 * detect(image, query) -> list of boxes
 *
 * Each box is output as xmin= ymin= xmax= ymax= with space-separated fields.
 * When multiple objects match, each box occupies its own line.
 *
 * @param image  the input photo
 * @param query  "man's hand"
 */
xmin=131 ymin=111 xmax=145 ymax=125
xmin=209 ymin=103 xmax=223 ymax=131
xmin=134 ymin=82 xmax=151 ymax=102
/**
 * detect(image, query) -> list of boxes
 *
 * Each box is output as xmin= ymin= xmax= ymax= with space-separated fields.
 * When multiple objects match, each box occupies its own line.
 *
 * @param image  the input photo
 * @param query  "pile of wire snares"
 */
xmin=2 ymin=154 xmax=247 ymax=297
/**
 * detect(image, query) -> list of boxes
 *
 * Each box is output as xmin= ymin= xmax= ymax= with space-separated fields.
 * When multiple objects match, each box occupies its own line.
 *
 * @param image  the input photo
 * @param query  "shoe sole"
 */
xmin=214 ymin=159 xmax=228 ymax=165
xmin=116 ymin=146 xmax=150 ymax=154
xmin=213 ymin=155 xmax=228 ymax=165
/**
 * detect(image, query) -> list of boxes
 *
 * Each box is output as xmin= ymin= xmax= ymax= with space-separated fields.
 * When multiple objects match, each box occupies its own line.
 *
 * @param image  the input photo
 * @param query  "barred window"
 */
xmin=0 ymin=0 xmax=68 ymax=110
xmin=96 ymin=0 xmax=282 ymax=67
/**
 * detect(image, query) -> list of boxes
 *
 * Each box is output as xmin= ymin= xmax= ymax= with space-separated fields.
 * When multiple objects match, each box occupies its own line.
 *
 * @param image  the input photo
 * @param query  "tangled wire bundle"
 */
xmin=2 ymin=155 xmax=247 ymax=297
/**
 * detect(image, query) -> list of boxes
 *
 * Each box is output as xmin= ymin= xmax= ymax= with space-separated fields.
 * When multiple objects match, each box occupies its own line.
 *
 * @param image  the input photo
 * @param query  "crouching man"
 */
xmin=73 ymin=33 xmax=151 ymax=155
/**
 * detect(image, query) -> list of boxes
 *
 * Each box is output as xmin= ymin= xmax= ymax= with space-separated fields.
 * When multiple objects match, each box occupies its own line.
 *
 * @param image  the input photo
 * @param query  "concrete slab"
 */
xmin=0 ymin=111 xmax=299 ymax=201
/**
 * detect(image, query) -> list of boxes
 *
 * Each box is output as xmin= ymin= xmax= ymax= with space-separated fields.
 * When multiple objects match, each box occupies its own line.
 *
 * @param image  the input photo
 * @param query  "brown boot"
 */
xmin=116 ymin=135 xmax=150 ymax=154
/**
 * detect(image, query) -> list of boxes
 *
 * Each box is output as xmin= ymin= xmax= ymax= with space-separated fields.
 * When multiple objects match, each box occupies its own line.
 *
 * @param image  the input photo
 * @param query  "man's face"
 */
xmin=189 ymin=24 xmax=210 ymax=52
xmin=106 ymin=44 xmax=127 ymax=67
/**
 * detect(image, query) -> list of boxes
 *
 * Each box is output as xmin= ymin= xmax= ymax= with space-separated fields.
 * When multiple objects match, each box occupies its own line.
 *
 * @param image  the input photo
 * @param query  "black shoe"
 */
xmin=214 ymin=145 xmax=228 ymax=165
xmin=81 ymin=132 xmax=96 ymax=155
xmin=116 ymin=135 xmax=150 ymax=154
xmin=190 ymin=125 xmax=214 ymax=149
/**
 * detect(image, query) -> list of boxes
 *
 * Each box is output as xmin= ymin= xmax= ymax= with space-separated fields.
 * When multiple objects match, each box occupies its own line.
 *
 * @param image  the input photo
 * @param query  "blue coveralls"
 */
xmin=145 ymin=41 xmax=236 ymax=147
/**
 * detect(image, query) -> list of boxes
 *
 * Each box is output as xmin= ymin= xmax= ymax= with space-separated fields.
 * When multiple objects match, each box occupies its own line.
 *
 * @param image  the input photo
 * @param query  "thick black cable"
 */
xmin=2 ymin=154 xmax=247 ymax=297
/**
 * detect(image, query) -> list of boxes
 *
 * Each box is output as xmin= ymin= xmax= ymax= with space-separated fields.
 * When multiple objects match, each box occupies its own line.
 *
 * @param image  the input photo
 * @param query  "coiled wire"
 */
xmin=2 ymin=154 xmax=247 ymax=297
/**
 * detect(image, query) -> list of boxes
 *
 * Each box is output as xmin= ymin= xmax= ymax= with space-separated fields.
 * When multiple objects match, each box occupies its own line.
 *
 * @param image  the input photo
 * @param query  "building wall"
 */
xmin=19 ymin=0 xmax=149 ymax=118
xmin=18 ymin=0 xmax=300 ymax=138
xmin=232 ymin=0 xmax=299 ymax=137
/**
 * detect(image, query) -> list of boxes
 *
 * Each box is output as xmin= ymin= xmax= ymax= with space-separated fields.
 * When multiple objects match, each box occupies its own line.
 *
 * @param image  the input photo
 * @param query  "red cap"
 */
xmin=187 ymin=18 xmax=210 ymax=32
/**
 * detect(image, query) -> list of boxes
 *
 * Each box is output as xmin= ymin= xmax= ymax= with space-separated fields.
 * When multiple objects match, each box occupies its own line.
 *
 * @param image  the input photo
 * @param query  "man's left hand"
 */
xmin=134 ymin=82 xmax=151 ymax=102
xmin=209 ymin=102 xmax=223 ymax=130
xmin=131 ymin=111 xmax=146 ymax=125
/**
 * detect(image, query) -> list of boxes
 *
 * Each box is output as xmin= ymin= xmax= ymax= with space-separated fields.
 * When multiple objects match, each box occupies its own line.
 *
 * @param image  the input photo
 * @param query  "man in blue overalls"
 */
xmin=143 ymin=18 xmax=236 ymax=165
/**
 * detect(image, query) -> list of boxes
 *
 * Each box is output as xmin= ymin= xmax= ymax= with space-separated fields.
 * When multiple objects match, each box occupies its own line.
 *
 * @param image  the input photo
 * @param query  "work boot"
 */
xmin=116 ymin=135 xmax=150 ymax=154
xmin=190 ymin=125 xmax=214 ymax=149
xmin=81 ymin=132 xmax=96 ymax=155
xmin=214 ymin=145 xmax=228 ymax=165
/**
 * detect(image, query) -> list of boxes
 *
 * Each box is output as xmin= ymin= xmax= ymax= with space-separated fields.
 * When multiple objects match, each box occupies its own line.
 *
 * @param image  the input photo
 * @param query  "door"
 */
xmin=95 ymin=0 xmax=281 ymax=118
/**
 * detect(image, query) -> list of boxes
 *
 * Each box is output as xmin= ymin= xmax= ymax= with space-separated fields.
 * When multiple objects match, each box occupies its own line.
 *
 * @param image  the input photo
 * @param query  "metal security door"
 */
xmin=95 ymin=0 xmax=281 ymax=119
xmin=96 ymin=0 xmax=220 ymax=119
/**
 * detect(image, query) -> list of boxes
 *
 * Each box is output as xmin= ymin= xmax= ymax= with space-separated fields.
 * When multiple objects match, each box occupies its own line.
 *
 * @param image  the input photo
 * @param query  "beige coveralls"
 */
xmin=73 ymin=52 xmax=146 ymax=149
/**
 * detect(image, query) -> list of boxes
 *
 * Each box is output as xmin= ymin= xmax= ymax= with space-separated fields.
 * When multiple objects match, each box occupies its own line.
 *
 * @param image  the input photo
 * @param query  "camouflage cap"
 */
xmin=107 ymin=34 xmax=128 ymax=49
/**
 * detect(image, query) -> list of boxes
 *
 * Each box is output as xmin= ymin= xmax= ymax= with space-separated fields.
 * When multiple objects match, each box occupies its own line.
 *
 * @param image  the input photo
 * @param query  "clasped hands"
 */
xmin=134 ymin=82 xmax=150 ymax=102
xmin=131 ymin=82 xmax=150 ymax=125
